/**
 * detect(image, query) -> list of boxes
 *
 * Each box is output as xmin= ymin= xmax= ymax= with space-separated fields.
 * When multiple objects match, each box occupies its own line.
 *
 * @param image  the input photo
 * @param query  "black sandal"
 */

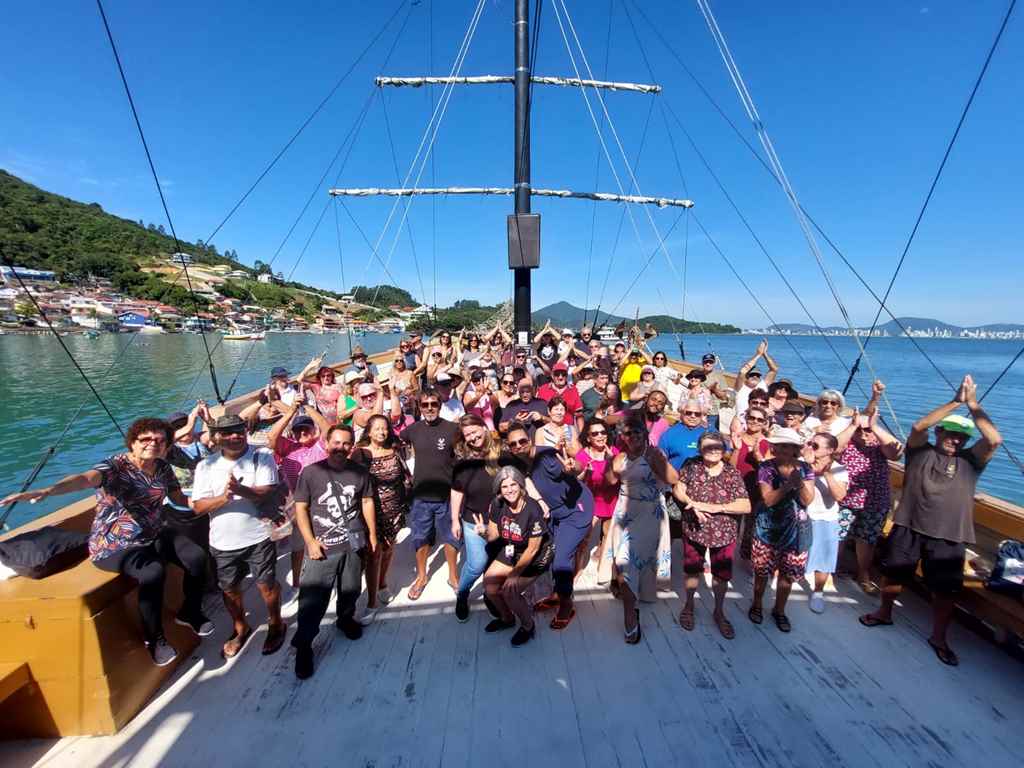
xmin=927 ymin=639 xmax=959 ymax=667
xmin=748 ymin=605 xmax=763 ymax=625
xmin=625 ymin=609 xmax=641 ymax=645
xmin=771 ymin=612 xmax=791 ymax=633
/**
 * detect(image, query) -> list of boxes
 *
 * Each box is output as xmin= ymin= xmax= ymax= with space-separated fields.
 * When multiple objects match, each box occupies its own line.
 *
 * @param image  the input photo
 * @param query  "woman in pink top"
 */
xmin=575 ymin=419 xmax=620 ymax=583
xmin=307 ymin=366 xmax=344 ymax=423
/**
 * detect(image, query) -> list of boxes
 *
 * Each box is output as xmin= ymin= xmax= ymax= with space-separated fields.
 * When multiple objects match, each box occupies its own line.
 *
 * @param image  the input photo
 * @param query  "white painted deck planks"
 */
xmin=2 ymin=531 xmax=1020 ymax=768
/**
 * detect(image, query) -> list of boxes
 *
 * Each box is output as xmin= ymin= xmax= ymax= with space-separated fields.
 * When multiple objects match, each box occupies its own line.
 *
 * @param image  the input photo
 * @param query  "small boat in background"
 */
xmin=222 ymin=330 xmax=266 ymax=341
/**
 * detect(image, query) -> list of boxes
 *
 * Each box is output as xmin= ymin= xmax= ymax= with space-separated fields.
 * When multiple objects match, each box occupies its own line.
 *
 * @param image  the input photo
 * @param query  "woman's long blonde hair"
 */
xmin=454 ymin=413 xmax=501 ymax=475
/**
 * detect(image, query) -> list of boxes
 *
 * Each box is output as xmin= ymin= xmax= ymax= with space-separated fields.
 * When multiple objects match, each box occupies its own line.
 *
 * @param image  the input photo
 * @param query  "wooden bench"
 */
xmin=0 ymin=499 xmax=198 ymax=739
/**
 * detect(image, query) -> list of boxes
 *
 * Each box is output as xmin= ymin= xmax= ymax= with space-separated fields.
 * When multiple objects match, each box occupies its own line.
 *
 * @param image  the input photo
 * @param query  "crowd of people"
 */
xmin=1 ymin=327 xmax=1002 ymax=677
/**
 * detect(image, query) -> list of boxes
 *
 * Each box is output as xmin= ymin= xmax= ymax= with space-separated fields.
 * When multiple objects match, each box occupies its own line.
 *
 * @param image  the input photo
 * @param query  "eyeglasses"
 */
xmin=819 ymin=399 xmax=840 ymax=406
xmin=747 ymin=416 xmax=767 ymax=423
xmin=810 ymin=442 xmax=830 ymax=451
xmin=749 ymin=399 xmax=769 ymax=406
xmin=420 ymin=401 xmax=440 ymax=409
xmin=216 ymin=428 xmax=246 ymax=437
xmin=501 ymin=379 xmax=515 ymax=385
xmin=517 ymin=387 xmax=533 ymax=393
xmin=136 ymin=435 xmax=168 ymax=444
xmin=682 ymin=410 xmax=703 ymax=417
xmin=361 ymin=394 xmax=376 ymax=400
xmin=701 ymin=444 xmax=724 ymax=452
xmin=589 ymin=429 xmax=607 ymax=436
xmin=508 ymin=438 xmax=530 ymax=447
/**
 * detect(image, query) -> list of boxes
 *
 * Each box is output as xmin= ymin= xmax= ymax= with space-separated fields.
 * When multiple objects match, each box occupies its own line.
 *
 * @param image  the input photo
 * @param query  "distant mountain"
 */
xmin=532 ymin=301 xmax=740 ymax=334
xmin=875 ymin=317 xmax=962 ymax=335
xmin=764 ymin=317 xmax=1024 ymax=335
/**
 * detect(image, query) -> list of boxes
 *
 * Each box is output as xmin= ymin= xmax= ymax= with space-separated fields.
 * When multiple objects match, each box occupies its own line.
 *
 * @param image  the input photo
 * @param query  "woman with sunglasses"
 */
xmin=804 ymin=389 xmax=852 ymax=436
xmin=304 ymin=366 xmax=344 ymax=424
xmin=673 ymin=432 xmax=750 ymax=638
xmin=576 ymin=419 xmax=620 ymax=584
xmin=450 ymin=414 xmax=503 ymax=622
xmin=730 ymin=405 xmax=773 ymax=561
xmin=750 ymin=428 xmax=815 ymax=632
xmin=479 ymin=466 xmax=554 ymax=646
xmin=835 ymin=383 xmax=904 ymax=594
xmin=459 ymin=331 xmax=483 ymax=367
xmin=2 ymin=418 xmax=212 ymax=666
xmin=351 ymin=413 xmax=411 ymax=621
xmin=801 ymin=432 xmax=848 ymax=614
xmin=605 ymin=413 xmax=678 ymax=644
xmin=436 ymin=330 xmax=456 ymax=364
xmin=504 ymin=424 xmax=594 ymax=630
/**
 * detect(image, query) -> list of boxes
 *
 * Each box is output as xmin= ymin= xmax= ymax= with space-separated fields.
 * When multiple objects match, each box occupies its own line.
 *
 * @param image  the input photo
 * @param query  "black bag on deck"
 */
xmin=0 ymin=526 xmax=88 ymax=579
xmin=986 ymin=539 xmax=1024 ymax=599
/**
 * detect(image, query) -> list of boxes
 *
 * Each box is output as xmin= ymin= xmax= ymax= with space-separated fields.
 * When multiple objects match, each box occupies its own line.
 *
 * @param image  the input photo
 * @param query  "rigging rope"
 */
xmin=428 ymin=0 xmax=438 ymax=320
xmin=333 ymin=198 xmax=356 ymax=354
xmin=96 ymin=0 xmax=225 ymax=404
xmin=843 ymin=0 xmax=1018 ymax=391
xmin=202 ymin=0 xmax=410 ymax=247
xmin=694 ymin=0 xmax=903 ymax=436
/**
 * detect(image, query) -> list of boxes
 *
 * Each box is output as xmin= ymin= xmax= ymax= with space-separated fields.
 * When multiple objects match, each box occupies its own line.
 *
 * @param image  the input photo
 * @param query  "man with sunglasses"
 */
xmin=399 ymin=388 xmax=461 ymax=600
xmin=734 ymin=339 xmax=779 ymax=417
xmin=497 ymin=378 xmax=548 ymax=439
xmin=861 ymin=374 xmax=1002 ymax=667
xmin=699 ymin=354 xmax=731 ymax=431
xmin=192 ymin=415 xmax=288 ymax=659
xmin=658 ymin=399 xmax=710 ymax=472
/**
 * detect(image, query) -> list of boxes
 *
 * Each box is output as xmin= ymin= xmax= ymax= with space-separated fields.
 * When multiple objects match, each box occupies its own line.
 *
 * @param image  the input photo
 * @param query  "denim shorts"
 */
xmin=409 ymin=497 xmax=455 ymax=550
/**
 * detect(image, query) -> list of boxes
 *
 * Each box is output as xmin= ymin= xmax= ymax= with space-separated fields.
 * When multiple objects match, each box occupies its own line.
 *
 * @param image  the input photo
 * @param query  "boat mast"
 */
xmin=511 ymin=0 xmax=535 ymax=348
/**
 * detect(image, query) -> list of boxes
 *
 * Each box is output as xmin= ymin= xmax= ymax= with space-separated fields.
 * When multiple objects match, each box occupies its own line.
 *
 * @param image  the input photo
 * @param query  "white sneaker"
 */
xmin=377 ymin=588 xmax=394 ymax=605
xmin=357 ymin=607 xmax=379 ymax=626
xmin=809 ymin=593 xmax=825 ymax=614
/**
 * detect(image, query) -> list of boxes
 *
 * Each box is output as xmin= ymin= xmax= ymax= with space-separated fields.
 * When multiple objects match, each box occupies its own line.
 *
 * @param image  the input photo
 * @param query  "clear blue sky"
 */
xmin=1 ymin=1 xmax=1020 ymax=328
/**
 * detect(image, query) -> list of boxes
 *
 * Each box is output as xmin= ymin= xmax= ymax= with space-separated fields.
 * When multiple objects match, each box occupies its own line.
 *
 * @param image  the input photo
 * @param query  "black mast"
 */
xmin=510 ymin=0 xmax=537 ymax=349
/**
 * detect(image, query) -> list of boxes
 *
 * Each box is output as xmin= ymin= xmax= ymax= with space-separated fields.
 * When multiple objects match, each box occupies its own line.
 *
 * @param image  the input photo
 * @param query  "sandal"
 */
xmin=748 ymin=605 xmax=763 ymax=625
xmin=609 ymin=580 xmax=621 ymax=600
xmin=533 ymin=594 xmax=560 ymax=613
xmin=625 ymin=609 xmax=641 ymax=645
xmin=221 ymin=627 xmax=253 ymax=658
xmin=678 ymin=607 xmax=695 ymax=631
xmin=927 ymin=639 xmax=959 ymax=667
xmin=714 ymin=615 xmax=735 ymax=640
xmin=407 ymin=580 xmax=426 ymax=601
xmin=262 ymin=622 xmax=287 ymax=655
xmin=858 ymin=580 xmax=880 ymax=596
xmin=858 ymin=614 xmax=893 ymax=628
xmin=771 ymin=612 xmax=791 ymax=633
xmin=550 ymin=607 xmax=576 ymax=631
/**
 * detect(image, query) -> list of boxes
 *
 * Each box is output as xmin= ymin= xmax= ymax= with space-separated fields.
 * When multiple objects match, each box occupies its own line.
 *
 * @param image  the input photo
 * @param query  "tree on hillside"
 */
xmin=347 ymin=284 xmax=415 ymax=308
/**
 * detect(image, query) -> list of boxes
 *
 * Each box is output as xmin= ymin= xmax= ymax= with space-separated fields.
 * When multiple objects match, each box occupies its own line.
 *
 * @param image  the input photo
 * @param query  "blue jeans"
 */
xmin=457 ymin=522 xmax=490 ymax=598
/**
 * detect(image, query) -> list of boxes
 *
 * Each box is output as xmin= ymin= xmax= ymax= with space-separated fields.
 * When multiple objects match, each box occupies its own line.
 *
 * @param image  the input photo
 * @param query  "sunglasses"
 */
xmin=420 ymin=401 xmax=440 ymax=409
xmin=747 ymin=416 xmax=767 ymax=424
xmin=501 ymin=379 xmax=515 ymax=385
xmin=589 ymin=429 xmax=607 ymax=436
xmin=508 ymin=438 xmax=530 ymax=448
xmin=749 ymin=399 xmax=769 ymax=407
xmin=682 ymin=410 xmax=703 ymax=417
xmin=518 ymin=387 xmax=533 ymax=393
xmin=216 ymin=428 xmax=246 ymax=437
xmin=701 ymin=444 xmax=725 ymax=452
xmin=136 ymin=435 xmax=168 ymax=444
xmin=819 ymin=400 xmax=840 ymax=406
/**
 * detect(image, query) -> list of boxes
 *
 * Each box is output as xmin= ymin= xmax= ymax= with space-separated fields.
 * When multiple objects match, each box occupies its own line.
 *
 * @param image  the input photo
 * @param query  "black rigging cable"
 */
xmin=334 ymin=198 xmax=355 ymax=354
xmin=843 ymin=0 xmax=1018 ymax=392
xmin=95 ymin=0 xmax=225 ymax=403
xmin=202 ymin=0 xmax=410 ymax=246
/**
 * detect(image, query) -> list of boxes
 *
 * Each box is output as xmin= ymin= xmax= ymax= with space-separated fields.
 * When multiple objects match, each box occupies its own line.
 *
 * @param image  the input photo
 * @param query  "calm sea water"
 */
xmin=1 ymin=331 xmax=1020 ymax=529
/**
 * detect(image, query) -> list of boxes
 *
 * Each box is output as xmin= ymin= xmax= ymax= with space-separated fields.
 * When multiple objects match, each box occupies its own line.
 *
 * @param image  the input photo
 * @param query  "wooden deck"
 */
xmin=2 ymin=531 xmax=1020 ymax=768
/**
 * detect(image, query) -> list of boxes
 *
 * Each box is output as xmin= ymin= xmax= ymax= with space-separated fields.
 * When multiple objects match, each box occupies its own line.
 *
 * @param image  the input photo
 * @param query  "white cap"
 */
xmin=436 ymin=372 xmax=451 ymax=383
xmin=766 ymin=427 xmax=805 ymax=446
xmin=343 ymin=370 xmax=362 ymax=384
xmin=562 ymin=328 xmax=575 ymax=336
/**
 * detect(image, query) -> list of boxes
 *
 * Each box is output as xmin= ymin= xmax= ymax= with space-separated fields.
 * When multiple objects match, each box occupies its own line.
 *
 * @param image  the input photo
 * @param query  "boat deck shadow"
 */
xmin=4 ymin=532 xmax=1020 ymax=768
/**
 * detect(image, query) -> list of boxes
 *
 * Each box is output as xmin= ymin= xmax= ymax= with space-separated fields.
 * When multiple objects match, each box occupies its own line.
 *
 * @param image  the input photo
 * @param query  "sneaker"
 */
xmin=336 ymin=616 xmax=364 ymax=640
xmin=378 ymin=588 xmax=394 ymax=605
xmin=280 ymin=584 xmax=298 ymax=606
xmin=147 ymin=638 xmax=178 ymax=667
xmin=510 ymin=624 xmax=535 ymax=647
xmin=482 ymin=595 xmax=501 ymax=619
xmin=484 ymin=618 xmax=516 ymax=634
xmin=455 ymin=594 xmax=470 ymax=623
xmin=809 ymin=593 xmax=825 ymax=614
xmin=294 ymin=644 xmax=314 ymax=679
xmin=357 ymin=607 xmax=379 ymax=626
xmin=174 ymin=612 xmax=215 ymax=637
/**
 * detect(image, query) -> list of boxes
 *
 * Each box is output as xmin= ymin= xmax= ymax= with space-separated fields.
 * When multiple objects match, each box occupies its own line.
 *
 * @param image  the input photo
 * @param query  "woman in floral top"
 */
xmin=835 ymin=396 xmax=904 ymax=594
xmin=673 ymin=432 xmax=750 ymax=639
xmin=0 ymin=418 xmax=211 ymax=667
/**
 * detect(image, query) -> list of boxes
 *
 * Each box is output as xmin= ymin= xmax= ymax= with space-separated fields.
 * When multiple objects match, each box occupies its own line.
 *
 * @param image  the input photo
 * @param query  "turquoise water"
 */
xmin=1 ymin=331 xmax=1020 ymax=529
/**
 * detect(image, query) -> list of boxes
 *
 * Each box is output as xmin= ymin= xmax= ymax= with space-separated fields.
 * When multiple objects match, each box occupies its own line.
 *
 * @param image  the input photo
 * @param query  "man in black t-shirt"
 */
xmin=292 ymin=424 xmax=376 ymax=679
xmin=497 ymin=378 xmax=548 ymax=438
xmin=399 ymin=388 xmax=461 ymax=601
xmin=861 ymin=375 xmax=1002 ymax=667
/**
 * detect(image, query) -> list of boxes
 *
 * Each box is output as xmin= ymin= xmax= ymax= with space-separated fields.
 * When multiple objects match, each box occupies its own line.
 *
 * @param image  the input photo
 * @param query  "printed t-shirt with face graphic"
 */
xmin=487 ymin=496 xmax=550 ymax=566
xmin=294 ymin=460 xmax=373 ymax=551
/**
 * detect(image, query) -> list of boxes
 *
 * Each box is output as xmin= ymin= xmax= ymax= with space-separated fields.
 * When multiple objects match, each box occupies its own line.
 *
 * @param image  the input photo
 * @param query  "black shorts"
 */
xmin=880 ymin=524 xmax=966 ymax=595
xmin=210 ymin=538 xmax=278 ymax=591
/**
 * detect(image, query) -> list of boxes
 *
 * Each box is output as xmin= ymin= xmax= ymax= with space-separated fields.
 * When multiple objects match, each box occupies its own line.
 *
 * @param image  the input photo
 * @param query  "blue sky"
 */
xmin=1 ymin=1 xmax=1020 ymax=328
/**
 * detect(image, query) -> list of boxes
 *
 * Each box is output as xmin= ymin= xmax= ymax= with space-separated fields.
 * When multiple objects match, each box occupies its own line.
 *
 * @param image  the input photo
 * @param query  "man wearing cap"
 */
xmin=267 ymin=401 xmax=332 ymax=598
xmin=734 ymin=339 xmax=779 ymax=417
xmin=537 ymin=362 xmax=583 ymax=431
xmin=399 ymin=388 xmax=461 ymax=600
xmin=165 ymin=401 xmax=213 ymax=548
xmin=861 ymin=374 xmax=1002 ymax=667
xmin=268 ymin=366 xmax=302 ymax=407
xmin=435 ymin=371 xmax=467 ymax=422
xmin=699 ymin=354 xmax=732 ymax=431
xmin=191 ymin=414 xmax=288 ymax=658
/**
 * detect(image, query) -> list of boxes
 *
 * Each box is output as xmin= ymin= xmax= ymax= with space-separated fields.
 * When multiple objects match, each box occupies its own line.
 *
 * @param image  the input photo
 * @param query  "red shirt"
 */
xmin=536 ymin=383 xmax=582 ymax=425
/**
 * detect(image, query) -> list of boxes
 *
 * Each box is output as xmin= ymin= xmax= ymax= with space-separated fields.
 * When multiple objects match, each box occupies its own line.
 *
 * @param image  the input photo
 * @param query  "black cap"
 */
xmin=166 ymin=411 xmax=189 ymax=426
xmin=746 ymin=368 xmax=762 ymax=378
xmin=701 ymin=353 xmax=716 ymax=364
xmin=211 ymin=414 xmax=246 ymax=431
xmin=781 ymin=399 xmax=806 ymax=415
xmin=291 ymin=414 xmax=315 ymax=430
xmin=270 ymin=366 xmax=289 ymax=378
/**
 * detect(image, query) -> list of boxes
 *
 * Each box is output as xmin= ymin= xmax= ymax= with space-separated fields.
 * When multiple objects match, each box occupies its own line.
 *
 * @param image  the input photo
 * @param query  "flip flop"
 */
xmin=927 ymin=639 xmax=959 ymax=667
xmin=858 ymin=614 xmax=894 ymax=628
xmin=748 ymin=605 xmax=763 ymax=625
xmin=625 ymin=609 xmax=641 ymax=645
xmin=771 ymin=612 xmax=791 ymax=633
xmin=714 ymin=615 xmax=735 ymax=640
xmin=533 ymin=594 xmax=560 ymax=612
xmin=222 ymin=627 xmax=253 ymax=659
xmin=262 ymin=622 xmax=288 ymax=655
xmin=678 ymin=607 xmax=695 ymax=631
xmin=550 ymin=607 xmax=576 ymax=631
xmin=407 ymin=580 xmax=426 ymax=601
